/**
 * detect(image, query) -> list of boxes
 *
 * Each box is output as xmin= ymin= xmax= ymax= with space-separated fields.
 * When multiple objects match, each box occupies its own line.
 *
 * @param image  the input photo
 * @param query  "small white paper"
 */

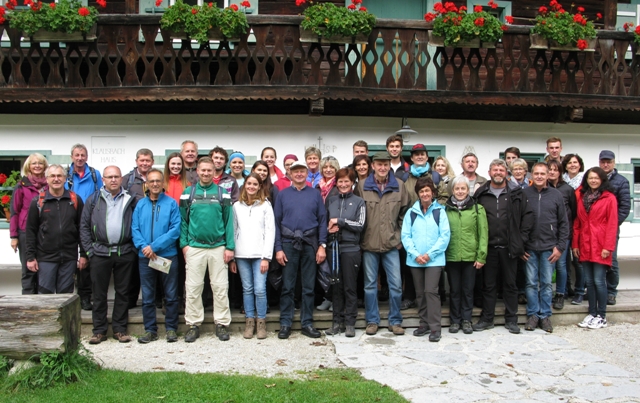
xmin=149 ymin=256 xmax=171 ymax=274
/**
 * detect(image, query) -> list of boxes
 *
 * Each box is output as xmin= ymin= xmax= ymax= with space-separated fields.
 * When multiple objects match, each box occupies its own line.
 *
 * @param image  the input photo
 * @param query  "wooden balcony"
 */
xmin=1 ymin=15 xmax=640 ymax=123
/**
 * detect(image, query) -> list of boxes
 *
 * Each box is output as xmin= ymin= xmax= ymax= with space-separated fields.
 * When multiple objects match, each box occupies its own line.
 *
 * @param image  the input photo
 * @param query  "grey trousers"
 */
xmin=410 ymin=266 xmax=443 ymax=331
xmin=38 ymin=260 xmax=76 ymax=294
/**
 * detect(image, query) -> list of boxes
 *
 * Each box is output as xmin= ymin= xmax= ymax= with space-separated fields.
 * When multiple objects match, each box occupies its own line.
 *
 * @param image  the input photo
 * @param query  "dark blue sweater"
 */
xmin=274 ymin=185 xmax=327 ymax=252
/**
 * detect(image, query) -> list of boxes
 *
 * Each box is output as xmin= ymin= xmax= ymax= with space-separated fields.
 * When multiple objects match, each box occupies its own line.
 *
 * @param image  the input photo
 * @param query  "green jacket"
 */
xmin=444 ymin=197 xmax=488 ymax=263
xmin=179 ymin=182 xmax=235 ymax=250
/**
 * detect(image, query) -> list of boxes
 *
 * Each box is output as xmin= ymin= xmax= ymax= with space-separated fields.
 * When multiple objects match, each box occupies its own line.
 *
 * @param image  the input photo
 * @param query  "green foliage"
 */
xmin=432 ymin=9 xmax=505 ymax=46
xmin=3 ymin=347 xmax=100 ymax=392
xmin=301 ymin=2 xmax=376 ymax=39
xmin=0 ymin=170 xmax=22 ymax=209
xmin=160 ymin=0 xmax=249 ymax=44
xmin=0 ymin=356 xmax=13 ymax=375
xmin=8 ymin=0 xmax=98 ymax=36
xmin=532 ymin=3 xmax=596 ymax=46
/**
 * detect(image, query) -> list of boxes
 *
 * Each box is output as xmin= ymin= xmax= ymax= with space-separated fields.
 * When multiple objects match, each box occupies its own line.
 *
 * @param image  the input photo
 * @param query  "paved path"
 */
xmin=329 ymin=325 xmax=640 ymax=402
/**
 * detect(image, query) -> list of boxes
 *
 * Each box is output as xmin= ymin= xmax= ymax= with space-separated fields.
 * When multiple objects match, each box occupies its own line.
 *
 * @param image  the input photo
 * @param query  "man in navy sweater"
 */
xmin=275 ymin=161 xmax=328 ymax=339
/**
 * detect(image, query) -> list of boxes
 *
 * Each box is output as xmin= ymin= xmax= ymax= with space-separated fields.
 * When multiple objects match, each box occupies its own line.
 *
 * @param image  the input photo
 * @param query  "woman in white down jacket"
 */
xmin=232 ymin=173 xmax=275 ymax=340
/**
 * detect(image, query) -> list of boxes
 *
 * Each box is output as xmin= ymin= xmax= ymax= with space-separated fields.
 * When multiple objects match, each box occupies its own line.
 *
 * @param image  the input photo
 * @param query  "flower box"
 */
xmin=299 ymin=26 xmax=368 ymax=44
xmin=168 ymin=27 xmax=239 ymax=43
xmin=428 ymin=32 xmax=481 ymax=48
xmin=549 ymin=38 xmax=596 ymax=52
xmin=529 ymin=32 xmax=549 ymax=50
xmin=24 ymin=24 xmax=98 ymax=43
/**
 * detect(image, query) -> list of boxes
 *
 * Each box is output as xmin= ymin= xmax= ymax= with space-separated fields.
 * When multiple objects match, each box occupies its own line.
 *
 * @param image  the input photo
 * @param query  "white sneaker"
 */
xmin=316 ymin=299 xmax=332 ymax=311
xmin=587 ymin=315 xmax=608 ymax=329
xmin=578 ymin=314 xmax=595 ymax=328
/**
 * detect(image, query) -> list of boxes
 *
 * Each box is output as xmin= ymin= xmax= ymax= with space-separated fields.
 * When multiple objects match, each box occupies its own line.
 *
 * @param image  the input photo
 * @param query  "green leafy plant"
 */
xmin=298 ymin=0 xmax=376 ymax=38
xmin=425 ymin=1 xmax=507 ymax=46
xmin=531 ymin=1 xmax=596 ymax=49
xmin=160 ymin=0 xmax=250 ymax=44
xmin=6 ymin=0 xmax=103 ymax=36
xmin=0 ymin=355 xmax=13 ymax=375
xmin=0 ymin=170 xmax=22 ymax=210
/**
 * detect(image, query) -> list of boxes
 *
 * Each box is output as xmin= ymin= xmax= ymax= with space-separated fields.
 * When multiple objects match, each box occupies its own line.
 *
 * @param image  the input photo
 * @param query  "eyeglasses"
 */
xmin=104 ymin=176 xmax=121 ymax=180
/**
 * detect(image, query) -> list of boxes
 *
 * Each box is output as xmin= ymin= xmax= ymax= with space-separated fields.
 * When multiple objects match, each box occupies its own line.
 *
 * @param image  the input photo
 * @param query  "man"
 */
xmin=180 ymin=157 xmax=235 ymax=343
xmin=181 ymin=140 xmax=199 ymax=185
xmin=387 ymin=134 xmax=409 ymax=179
xmin=275 ymin=161 xmax=327 ymax=339
xmin=544 ymin=137 xmax=563 ymax=163
xmin=26 ymin=164 xmax=86 ymax=294
xmin=522 ymin=163 xmax=569 ymax=333
xmin=65 ymin=144 xmax=102 ymax=311
xmin=456 ymin=153 xmax=487 ymax=196
xmin=305 ymin=147 xmax=322 ymax=187
xmin=598 ymin=150 xmax=631 ymax=306
xmin=353 ymin=140 xmax=368 ymax=157
xmin=132 ymin=169 xmax=181 ymax=344
xmin=208 ymin=146 xmax=240 ymax=203
xmin=474 ymin=159 xmax=533 ymax=334
xmin=355 ymin=151 xmax=410 ymax=336
xmin=80 ymin=166 xmax=138 ymax=344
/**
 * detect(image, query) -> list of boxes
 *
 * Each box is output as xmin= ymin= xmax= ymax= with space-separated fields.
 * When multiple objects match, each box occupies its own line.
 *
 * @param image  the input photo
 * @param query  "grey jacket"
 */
xmin=523 ymin=186 xmax=570 ymax=252
xmin=325 ymin=191 xmax=366 ymax=253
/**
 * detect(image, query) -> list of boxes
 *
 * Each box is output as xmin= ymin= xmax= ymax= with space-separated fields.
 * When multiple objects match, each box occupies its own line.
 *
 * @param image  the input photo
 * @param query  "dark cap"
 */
xmin=599 ymin=150 xmax=615 ymax=160
xmin=371 ymin=151 xmax=392 ymax=161
xmin=411 ymin=144 xmax=428 ymax=154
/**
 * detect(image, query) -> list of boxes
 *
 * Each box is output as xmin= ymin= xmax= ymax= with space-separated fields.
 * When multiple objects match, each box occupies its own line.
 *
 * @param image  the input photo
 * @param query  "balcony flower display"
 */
xmin=531 ymin=1 xmax=596 ymax=50
xmin=424 ymin=1 xmax=507 ymax=47
xmin=0 ymin=171 xmax=21 ymax=220
xmin=298 ymin=0 xmax=376 ymax=43
xmin=160 ymin=0 xmax=250 ymax=44
xmin=623 ymin=22 xmax=640 ymax=46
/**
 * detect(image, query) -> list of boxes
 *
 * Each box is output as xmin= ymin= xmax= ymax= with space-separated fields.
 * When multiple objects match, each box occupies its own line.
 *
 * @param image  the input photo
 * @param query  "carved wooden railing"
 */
xmin=1 ymin=15 xmax=639 ymax=102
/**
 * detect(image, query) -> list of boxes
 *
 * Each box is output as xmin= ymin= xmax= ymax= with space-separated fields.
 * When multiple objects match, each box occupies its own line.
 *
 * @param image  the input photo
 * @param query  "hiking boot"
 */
xmin=449 ymin=323 xmax=460 ymax=333
xmin=462 ymin=320 xmax=473 ymax=334
xmin=89 ymin=333 xmax=107 ymax=344
xmin=578 ymin=314 xmax=595 ymax=328
xmin=400 ymin=299 xmax=416 ymax=310
xmin=388 ymin=324 xmax=405 ymax=335
xmin=429 ymin=331 xmax=441 ymax=342
xmin=607 ymin=295 xmax=616 ymax=305
xmin=472 ymin=321 xmax=494 ymax=331
xmin=571 ymin=294 xmax=584 ymax=305
xmin=345 ymin=325 xmax=356 ymax=338
xmin=81 ymin=297 xmax=93 ymax=311
xmin=166 ymin=330 xmax=178 ymax=343
xmin=185 ymin=325 xmax=200 ymax=343
xmin=301 ymin=326 xmax=321 ymax=338
xmin=553 ymin=294 xmax=565 ymax=310
xmin=138 ymin=331 xmax=158 ymax=344
xmin=518 ymin=294 xmax=527 ymax=305
xmin=587 ymin=315 xmax=608 ymax=329
xmin=324 ymin=322 xmax=342 ymax=336
xmin=365 ymin=323 xmax=378 ymax=335
xmin=243 ymin=318 xmax=255 ymax=339
xmin=256 ymin=319 xmax=267 ymax=340
xmin=413 ymin=326 xmax=429 ymax=337
xmin=316 ymin=299 xmax=332 ymax=311
xmin=540 ymin=317 xmax=553 ymax=333
xmin=525 ymin=315 xmax=539 ymax=331
xmin=113 ymin=332 xmax=132 ymax=343
xmin=216 ymin=324 xmax=230 ymax=341
xmin=505 ymin=322 xmax=521 ymax=334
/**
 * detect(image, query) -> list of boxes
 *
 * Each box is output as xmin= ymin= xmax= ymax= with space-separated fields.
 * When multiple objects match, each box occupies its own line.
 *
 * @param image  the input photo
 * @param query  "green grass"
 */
xmin=3 ymin=368 xmax=407 ymax=403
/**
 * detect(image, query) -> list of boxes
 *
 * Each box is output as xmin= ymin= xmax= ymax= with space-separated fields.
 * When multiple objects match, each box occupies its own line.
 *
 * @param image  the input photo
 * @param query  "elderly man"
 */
xmin=457 ymin=153 xmax=487 ymax=196
xmin=26 ymin=164 xmax=86 ymax=294
xmin=80 ymin=165 xmax=138 ymax=344
xmin=275 ymin=161 xmax=327 ymax=339
xmin=181 ymin=140 xmax=199 ymax=185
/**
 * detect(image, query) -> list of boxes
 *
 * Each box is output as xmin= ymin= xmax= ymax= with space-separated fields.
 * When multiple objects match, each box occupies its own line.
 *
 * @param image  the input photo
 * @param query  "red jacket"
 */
xmin=572 ymin=188 xmax=618 ymax=266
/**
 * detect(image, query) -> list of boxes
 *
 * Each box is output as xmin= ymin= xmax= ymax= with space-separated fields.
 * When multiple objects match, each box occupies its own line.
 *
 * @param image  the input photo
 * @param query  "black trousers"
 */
xmin=480 ymin=248 xmax=518 ymax=324
xmin=18 ymin=230 xmax=38 ymax=294
xmin=446 ymin=261 xmax=476 ymax=323
xmin=400 ymin=248 xmax=416 ymax=301
xmin=91 ymin=252 xmax=135 ymax=335
xmin=76 ymin=261 xmax=92 ymax=299
xmin=128 ymin=255 xmax=140 ymax=307
xmin=328 ymin=249 xmax=361 ymax=326
xmin=410 ymin=266 xmax=442 ymax=331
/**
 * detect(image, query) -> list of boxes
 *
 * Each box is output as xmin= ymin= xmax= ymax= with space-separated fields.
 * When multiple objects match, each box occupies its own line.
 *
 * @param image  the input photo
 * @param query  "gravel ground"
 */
xmin=554 ymin=322 xmax=640 ymax=377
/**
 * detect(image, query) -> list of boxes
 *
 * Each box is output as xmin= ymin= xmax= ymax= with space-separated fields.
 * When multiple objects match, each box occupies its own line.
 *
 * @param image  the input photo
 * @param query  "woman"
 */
xmin=401 ymin=177 xmax=450 ymax=342
xmin=433 ymin=156 xmax=456 ymax=189
xmin=317 ymin=156 xmax=340 ymax=203
xmin=547 ymin=160 xmax=577 ymax=310
xmin=324 ymin=168 xmax=366 ymax=337
xmin=232 ymin=173 xmax=275 ymax=339
xmin=251 ymin=160 xmax=279 ymax=205
xmin=227 ymin=151 xmax=249 ymax=187
xmin=444 ymin=176 xmax=488 ymax=335
xmin=509 ymin=158 xmax=532 ymax=189
xmin=10 ymin=153 xmax=49 ymax=295
xmin=164 ymin=152 xmax=189 ymax=203
xmin=353 ymin=155 xmax=371 ymax=184
xmin=261 ymin=147 xmax=285 ymax=185
xmin=573 ymin=167 xmax=617 ymax=329
xmin=562 ymin=154 xmax=585 ymax=190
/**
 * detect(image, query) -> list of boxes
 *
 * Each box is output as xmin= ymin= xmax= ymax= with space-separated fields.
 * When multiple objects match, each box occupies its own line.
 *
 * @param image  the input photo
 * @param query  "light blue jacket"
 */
xmin=401 ymin=200 xmax=451 ymax=268
xmin=65 ymin=164 xmax=102 ymax=202
xmin=132 ymin=193 xmax=181 ymax=258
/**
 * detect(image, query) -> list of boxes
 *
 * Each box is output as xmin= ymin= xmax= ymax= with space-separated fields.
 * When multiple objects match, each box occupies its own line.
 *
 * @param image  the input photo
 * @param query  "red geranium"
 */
xmin=0 ymin=174 xmax=7 ymax=185
xmin=505 ymin=15 xmax=513 ymax=24
xmin=351 ymin=0 xmax=362 ymax=4
xmin=240 ymin=0 xmax=250 ymax=8
xmin=444 ymin=2 xmax=457 ymax=12
xmin=596 ymin=12 xmax=602 ymax=19
xmin=0 ymin=16 xmax=4 ymax=24
xmin=576 ymin=6 xmax=584 ymax=13
xmin=347 ymin=3 xmax=356 ymax=10
xmin=623 ymin=22 xmax=633 ymax=32
xmin=501 ymin=25 xmax=508 ymax=31
xmin=539 ymin=6 xmax=547 ymax=13
xmin=636 ymin=25 xmax=640 ymax=35
xmin=295 ymin=0 xmax=305 ymax=6
xmin=459 ymin=6 xmax=466 ymax=12
xmin=359 ymin=6 xmax=366 ymax=12
xmin=191 ymin=7 xmax=197 ymax=14
xmin=488 ymin=0 xmax=497 ymax=9
xmin=576 ymin=39 xmax=587 ymax=50
xmin=78 ymin=6 xmax=90 ymax=16
xmin=97 ymin=0 xmax=107 ymax=7
xmin=424 ymin=12 xmax=436 ymax=22
xmin=473 ymin=5 xmax=482 ymax=12
xmin=474 ymin=17 xmax=484 ymax=26
xmin=1 ymin=195 xmax=11 ymax=206
xmin=6 ymin=0 xmax=17 ymax=10
xmin=229 ymin=3 xmax=238 ymax=11
xmin=49 ymin=2 xmax=55 ymax=8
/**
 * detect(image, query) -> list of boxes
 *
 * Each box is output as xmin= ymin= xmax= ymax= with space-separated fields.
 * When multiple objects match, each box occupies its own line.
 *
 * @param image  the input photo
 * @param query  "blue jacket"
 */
xmin=608 ymin=168 xmax=631 ymax=225
xmin=132 ymin=193 xmax=181 ymax=258
xmin=401 ymin=200 xmax=451 ymax=268
xmin=65 ymin=164 xmax=102 ymax=202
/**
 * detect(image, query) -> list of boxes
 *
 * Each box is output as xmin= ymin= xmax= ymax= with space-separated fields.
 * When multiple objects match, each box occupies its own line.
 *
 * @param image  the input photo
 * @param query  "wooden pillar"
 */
xmin=604 ymin=0 xmax=617 ymax=30
xmin=125 ymin=0 xmax=136 ymax=14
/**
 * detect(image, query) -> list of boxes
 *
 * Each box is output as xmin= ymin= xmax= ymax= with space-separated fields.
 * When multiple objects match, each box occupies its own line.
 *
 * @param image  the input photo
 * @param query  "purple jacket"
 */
xmin=10 ymin=176 xmax=47 ymax=238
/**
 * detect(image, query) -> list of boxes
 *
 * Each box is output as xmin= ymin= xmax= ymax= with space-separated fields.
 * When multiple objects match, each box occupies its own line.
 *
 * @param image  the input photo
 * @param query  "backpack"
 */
xmin=184 ymin=184 xmax=227 ymax=226
xmin=67 ymin=166 xmax=99 ymax=193
xmin=410 ymin=208 xmax=440 ymax=227
xmin=400 ymin=169 xmax=441 ymax=185
xmin=37 ymin=190 xmax=79 ymax=217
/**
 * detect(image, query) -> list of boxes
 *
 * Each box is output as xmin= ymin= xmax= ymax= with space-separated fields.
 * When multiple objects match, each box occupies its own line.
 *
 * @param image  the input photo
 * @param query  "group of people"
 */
xmin=9 ymin=135 xmax=628 ymax=344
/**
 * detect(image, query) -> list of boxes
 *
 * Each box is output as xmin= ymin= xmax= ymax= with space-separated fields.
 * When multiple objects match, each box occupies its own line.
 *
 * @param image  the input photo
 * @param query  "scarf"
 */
xmin=410 ymin=163 xmax=431 ymax=178
xmin=451 ymin=195 xmax=471 ymax=210
xmin=563 ymin=172 xmax=584 ymax=190
xmin=28 ymin=175 xmax=47 ymax=190
xmin=318 ymin=177 xmax=336 ymax=202
xmin=583 ymin=189 xmax=601 ymax=213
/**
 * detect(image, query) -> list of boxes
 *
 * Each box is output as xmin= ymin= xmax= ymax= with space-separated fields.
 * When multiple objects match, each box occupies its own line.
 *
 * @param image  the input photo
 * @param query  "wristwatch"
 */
xmin=320 ymin=243 xmax=326 ymax=248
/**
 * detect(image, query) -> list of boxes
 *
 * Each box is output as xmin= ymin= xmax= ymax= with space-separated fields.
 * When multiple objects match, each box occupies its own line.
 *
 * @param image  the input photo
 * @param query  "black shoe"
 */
xmin=138 ymin=331 xmax=159 ymax=344
xmin=278 ymin=326 xmax=291 ymax=339
xmin=216 ymin=324 xmax=230 ymax=341
xmin=400 ymin=299 xmax=416 ymax=310
xmin=345 ymin=325 xmax=356 ymax=338
xmin=324 ymin=322 xmax=342 ymax=336
xmin=429 ymin=331 xmax=441 ymax=342
xmin=472 ymin=321 xmax=494 ymax=331
xmin=413 ymin=326 xmax=429 ymax=337
xmin=518 ymin=294 xmax=527 ymax=305
xmin=553 ymin=294 xmax=565 ymax=310
xmin=525 ymin=315 xmax=539 ymax=331
xmin=185 ymin=325 xmax=199 ymax=343
xmin=462 ymin=320 xmax=473 ymax=334
xmin=378 ymin=287 xmax=389 ymax=302
xmin=301 ymin=326 xmax=321 ymax=338
xmin=81 ymin=298 xmax=93 ymax=311
xmin=166 ymin=330 xmax=178 ymax=343
xmin=571 ymin=294 xmax=584 ymax=305
xmin=540 ymin=317 xmax=553 ymax=333
xmin=449 ymin=323 xmax=460 ymax=334
xmin=607 ymin=295 xmax=616 ymax=305
xmin=505 ymin=322 xmax=521 ymax=334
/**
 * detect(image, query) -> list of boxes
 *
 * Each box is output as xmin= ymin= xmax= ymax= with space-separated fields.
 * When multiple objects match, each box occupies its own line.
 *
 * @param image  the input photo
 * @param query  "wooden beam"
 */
xmin=604 ymin=0 xmax=617 ymax=30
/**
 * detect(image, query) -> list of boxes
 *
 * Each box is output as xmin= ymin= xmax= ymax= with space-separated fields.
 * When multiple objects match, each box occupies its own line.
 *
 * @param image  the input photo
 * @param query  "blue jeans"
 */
xmin=279 ymin=243 xmax=316 ymax=328
xmin=554 ymin=240 xmax=569 ymax=295
xmin=525 ymin=250 xmax=553 ymax=319
xmin=583 ymin=261 xmax=608 ymax=318
xmin=139 ymin=256 xmax=179 ymax=333
xmin=236 ymin=258 xmax=268 ymax=319
xmin=606 ymin=229 xmax=620 ymax=297
xmin=363 ymin=249 xmax=402 ymax=326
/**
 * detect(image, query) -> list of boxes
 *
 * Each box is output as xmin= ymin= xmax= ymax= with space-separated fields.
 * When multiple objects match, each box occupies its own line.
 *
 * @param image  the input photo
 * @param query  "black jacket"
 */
xmin=25 ymin=189 xmax=86 ymax=262
xmin=325 ymin=191 xmax=366 ymax=253
xmin=549 ymin=181 xmax=577 ymax=226
xmin=608 ymin=169 xmax=631 ymax=225
xmin=523 ymin=186 xmax=570 ymax=252
xmin=475 ymin=180 xmax=534 ymax=257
